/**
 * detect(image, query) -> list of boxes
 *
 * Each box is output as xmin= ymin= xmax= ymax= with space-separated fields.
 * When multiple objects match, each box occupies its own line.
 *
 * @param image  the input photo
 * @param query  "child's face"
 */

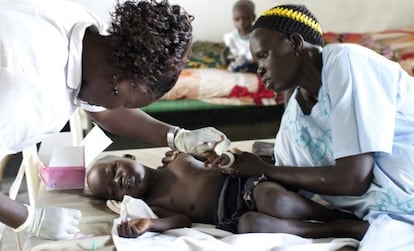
xmin=87 ymin=155 xmax=149 ymax=201
xmin=233 ymin=7 xmax=255 ymax=36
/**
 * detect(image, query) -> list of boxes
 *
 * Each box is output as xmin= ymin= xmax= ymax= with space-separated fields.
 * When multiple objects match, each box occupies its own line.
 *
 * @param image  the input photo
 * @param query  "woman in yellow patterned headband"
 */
xmin=224 ymin=4 xmax=414 ymax=247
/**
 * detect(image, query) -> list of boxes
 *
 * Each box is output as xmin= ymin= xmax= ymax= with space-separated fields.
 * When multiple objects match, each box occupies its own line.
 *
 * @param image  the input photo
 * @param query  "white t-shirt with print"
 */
xmin=274 ymin=43 xmax=414 ymax=220
xmin=223 ymin=30 xmax=253 ymax=61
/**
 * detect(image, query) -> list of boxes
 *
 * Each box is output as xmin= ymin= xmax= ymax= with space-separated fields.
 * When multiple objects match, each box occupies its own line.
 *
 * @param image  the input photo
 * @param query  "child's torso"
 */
xmin=147 ymin=165 xmax=225 ymax=223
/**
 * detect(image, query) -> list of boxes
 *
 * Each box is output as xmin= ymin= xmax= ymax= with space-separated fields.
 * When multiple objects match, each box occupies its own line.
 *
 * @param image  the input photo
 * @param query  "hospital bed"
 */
xmin=15 ymin=139 xmax=358 ymax=251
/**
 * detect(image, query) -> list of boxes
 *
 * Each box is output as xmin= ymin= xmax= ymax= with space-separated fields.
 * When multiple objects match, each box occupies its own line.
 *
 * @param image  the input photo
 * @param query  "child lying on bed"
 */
xmin=86 ymin=151 xmax=368 ymax=240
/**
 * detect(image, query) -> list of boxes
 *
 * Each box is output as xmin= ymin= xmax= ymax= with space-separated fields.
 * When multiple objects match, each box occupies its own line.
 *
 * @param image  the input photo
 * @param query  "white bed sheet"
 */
xmin=111 ymin=195 xmax=358 ymax=251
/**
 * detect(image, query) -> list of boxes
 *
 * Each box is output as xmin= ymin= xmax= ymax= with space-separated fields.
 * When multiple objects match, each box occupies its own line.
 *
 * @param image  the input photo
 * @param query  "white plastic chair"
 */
xmin=69 ymin=108 xmax=92 ymax=146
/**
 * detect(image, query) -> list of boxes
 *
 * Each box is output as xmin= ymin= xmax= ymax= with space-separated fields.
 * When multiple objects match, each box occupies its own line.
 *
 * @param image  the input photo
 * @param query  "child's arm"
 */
xmin=117 ymin=207 xmax=191 ymax=238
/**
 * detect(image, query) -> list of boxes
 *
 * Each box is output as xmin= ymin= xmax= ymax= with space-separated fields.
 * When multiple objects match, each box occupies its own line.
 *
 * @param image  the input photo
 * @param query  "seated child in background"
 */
xmin=87 ymin=151 xmax=368 ymax=240
xmin=220 ymin=0 xmax=257 ymax=73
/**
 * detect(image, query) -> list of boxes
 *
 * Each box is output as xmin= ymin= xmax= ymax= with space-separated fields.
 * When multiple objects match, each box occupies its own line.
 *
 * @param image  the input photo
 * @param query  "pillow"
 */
xmin=161 ymin=68 xmax=259 ymax=100
xmin=323 ymin=27 xmax=414 ymax=76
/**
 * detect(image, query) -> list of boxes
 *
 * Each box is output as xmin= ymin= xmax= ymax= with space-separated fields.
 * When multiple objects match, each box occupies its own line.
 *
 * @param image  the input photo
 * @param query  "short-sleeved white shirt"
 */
xmin=223 ymin=30 xmax=253 ymax=61
xmin=0 ymin=0 xmax=108 ymax=159
xmin=274 ymin=43 xmax=414 ymax=219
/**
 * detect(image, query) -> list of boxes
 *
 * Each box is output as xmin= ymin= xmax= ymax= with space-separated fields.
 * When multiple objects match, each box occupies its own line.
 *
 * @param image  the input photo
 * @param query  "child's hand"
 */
xmin=200 ymin=135 xmax=231 ymax=168
xmin=220 ymin=150 xmax=265 ymax=177
xmin=203 ymin=150 xmax=224 ymax=168
xmin=117 ymin=218 xmax=152 ymax=238
xmin=161 ymin=150 xmax=180 ymax=165
xmin=203 ymin=151 xmax=235 ymax=168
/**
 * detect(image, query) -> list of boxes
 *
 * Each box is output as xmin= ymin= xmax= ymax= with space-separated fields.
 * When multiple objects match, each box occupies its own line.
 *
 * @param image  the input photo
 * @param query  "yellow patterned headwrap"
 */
xmin=253 ymin=4 xmax=323 ymax=46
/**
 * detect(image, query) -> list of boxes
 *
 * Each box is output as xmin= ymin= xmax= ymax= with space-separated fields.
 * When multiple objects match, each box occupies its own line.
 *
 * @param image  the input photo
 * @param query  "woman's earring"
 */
xmin=111 ymin=88 xmax=119 ymax=96
xmin=295 ymin=51 xmax=299 ymax=57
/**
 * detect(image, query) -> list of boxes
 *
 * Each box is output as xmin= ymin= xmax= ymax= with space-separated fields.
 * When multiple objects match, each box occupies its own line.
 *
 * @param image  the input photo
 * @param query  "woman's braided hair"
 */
xmin=109 ymin=0 xmax=193 ymax=98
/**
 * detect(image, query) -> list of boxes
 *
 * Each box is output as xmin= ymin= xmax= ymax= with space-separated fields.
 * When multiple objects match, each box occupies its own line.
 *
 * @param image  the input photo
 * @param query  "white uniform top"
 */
xmin=0 ymin=0 xmax=108 ymax=160
xmin=223 ymin=30 xmax=253 ymax=61
xmin=274 ymin=43 xmax=414 ymax=220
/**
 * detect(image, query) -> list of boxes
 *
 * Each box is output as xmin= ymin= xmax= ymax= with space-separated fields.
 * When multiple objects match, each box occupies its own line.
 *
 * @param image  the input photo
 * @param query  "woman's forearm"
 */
xmin=262 ymin=153 xmax=373 ymax=196
xmin=0 ymin=193 xmax=28 ymax=228
xmin=87 ymin=108 xmax=174 ymax=147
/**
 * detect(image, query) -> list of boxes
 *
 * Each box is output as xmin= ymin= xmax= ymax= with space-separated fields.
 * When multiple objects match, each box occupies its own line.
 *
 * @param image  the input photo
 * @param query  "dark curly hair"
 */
xmin=109 ymin=0 xmax=193 ymax=98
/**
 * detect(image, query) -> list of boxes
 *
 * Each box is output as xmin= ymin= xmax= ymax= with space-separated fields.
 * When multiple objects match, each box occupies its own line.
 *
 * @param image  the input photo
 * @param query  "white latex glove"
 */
xmin=174 ymin=127 xmax=230 ymax=155
xmin=15 ymin=206 xmax=82 ymax=240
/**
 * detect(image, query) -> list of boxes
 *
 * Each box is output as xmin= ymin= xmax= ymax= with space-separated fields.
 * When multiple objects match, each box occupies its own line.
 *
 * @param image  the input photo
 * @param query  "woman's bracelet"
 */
xmin=167 ymin=126 xmax=181 ymax=150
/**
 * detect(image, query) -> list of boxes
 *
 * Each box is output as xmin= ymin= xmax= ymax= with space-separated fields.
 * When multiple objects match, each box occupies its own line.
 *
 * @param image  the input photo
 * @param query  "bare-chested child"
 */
xmin=87 ymin=151 xmax=368 ymax=239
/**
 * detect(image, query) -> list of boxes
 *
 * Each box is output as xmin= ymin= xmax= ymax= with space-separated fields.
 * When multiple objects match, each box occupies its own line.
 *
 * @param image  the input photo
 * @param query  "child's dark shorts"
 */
xmin=215 ymin=174 xmax=268 ymax=233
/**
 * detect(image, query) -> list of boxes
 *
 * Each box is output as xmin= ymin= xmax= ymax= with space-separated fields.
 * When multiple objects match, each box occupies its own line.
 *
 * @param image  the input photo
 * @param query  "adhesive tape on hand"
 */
xmin=219 ymin=152 xmax=235 ymax=168
xmin=214 ymin=140 xmax=230 ymax=155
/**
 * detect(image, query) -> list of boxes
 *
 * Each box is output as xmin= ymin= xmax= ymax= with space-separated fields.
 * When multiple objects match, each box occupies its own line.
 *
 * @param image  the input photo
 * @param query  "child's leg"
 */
xmin=238 ymin=211 xmax=369 ymax=240
xmin=252 ymin=181 xmax=356 ymax=221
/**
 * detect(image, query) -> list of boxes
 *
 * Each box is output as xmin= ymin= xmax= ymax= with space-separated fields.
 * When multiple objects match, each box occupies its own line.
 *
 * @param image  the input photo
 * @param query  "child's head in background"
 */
xmin=232 ymin=0 xmax=256 ymax=38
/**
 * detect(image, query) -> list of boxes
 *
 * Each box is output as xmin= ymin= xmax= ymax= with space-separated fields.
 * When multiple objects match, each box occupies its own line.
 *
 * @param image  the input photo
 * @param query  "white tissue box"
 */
xmin=38 ymin=126 xmax=112 ymax=190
